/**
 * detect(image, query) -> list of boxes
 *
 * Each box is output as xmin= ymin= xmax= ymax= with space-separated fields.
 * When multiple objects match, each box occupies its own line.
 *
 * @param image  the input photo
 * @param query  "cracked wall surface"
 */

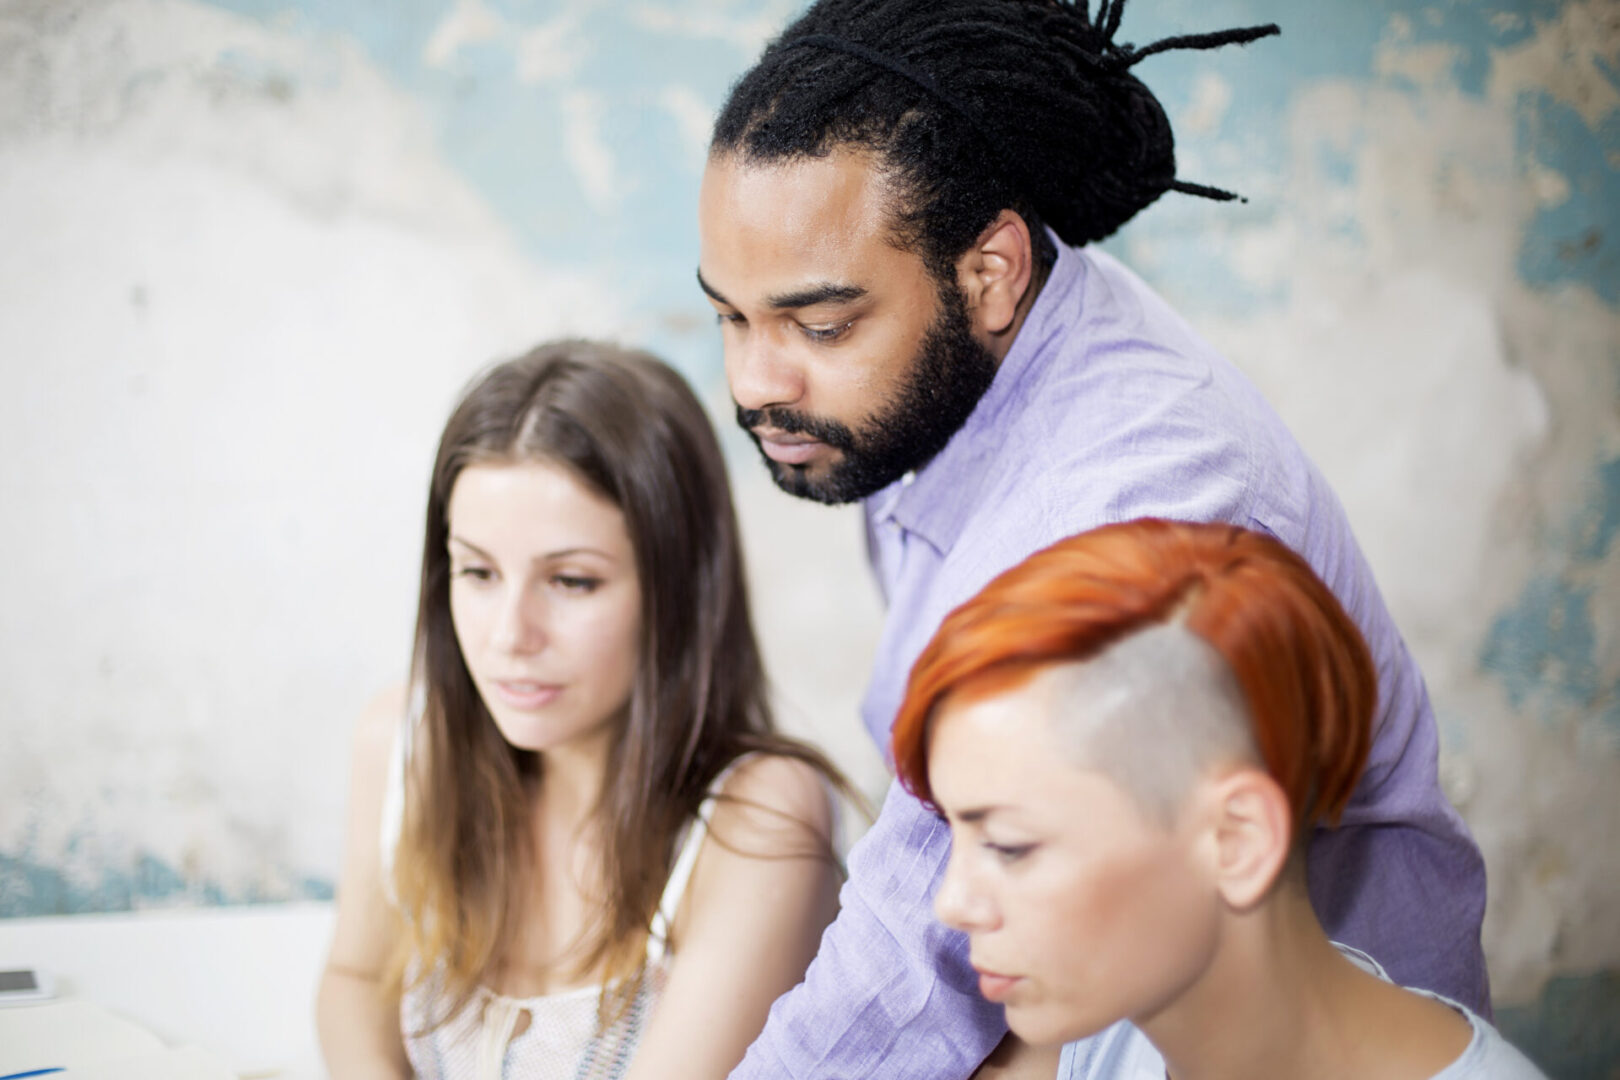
xmin=1 ymin=0 xmax=1615 ymax=1069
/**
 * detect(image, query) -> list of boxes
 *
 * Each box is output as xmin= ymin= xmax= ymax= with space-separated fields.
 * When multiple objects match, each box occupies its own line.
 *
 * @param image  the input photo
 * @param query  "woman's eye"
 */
xmin=985 ymin=842 xmax=1034 ymax=864
xmin=802 ymin=321 xmax=852 ymax=344
xmin=552 ymin=574 xmax=602 ymax=594
xmin=453 ymin=566 xmax=494 ymax=583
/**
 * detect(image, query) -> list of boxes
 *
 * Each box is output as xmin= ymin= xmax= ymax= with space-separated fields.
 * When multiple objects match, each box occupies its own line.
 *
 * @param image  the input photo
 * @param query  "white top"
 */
xmin=382 ymin=711 xmax=737 ymax=1080
xmin=1056 ymin=947 xmax=1546 ymax=1080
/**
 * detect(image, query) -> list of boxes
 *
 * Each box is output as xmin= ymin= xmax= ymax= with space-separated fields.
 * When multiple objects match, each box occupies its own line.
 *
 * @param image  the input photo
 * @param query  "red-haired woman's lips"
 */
xmin=975 ymin=969 xmax=1022 ymax=1003
xmin=754 ymin=428 xmax=825 ymax=466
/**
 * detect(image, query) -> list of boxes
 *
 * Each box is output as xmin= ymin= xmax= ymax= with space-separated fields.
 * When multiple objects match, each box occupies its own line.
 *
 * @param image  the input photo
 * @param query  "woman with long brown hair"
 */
xmin=317 ymin=341 xmax=848 ymax=1079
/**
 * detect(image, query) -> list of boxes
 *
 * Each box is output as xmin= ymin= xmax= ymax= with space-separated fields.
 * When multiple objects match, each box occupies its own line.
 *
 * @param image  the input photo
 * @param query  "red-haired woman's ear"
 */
xmin=1204 ymin=767 xmax=1292 ymax=912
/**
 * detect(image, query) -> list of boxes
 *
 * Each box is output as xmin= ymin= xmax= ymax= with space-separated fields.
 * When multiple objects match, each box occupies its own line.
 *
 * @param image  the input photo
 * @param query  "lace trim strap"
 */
xmin=476 ymin=995 xmax=527 ymax=1080
xmin=645 ymin=755 xmax=755 ymax=962
xmin=378 ymin=688 xmax=421 ymax=908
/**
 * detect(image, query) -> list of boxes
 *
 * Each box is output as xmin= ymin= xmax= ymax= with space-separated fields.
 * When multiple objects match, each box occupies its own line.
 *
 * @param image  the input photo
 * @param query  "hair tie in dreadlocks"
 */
xmin=781 ymin=35 xmax=993 ymax=146
xmin=1062 ymin=2 xmax=1280 ymax=205
xmin=713 ymin=0 xmax=1281 ymax=264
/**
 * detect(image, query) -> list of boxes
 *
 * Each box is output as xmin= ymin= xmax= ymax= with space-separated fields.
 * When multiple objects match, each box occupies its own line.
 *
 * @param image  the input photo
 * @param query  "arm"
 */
xmin=728 ymin=781 xmax=1007 ymax=1079
xmin=315 ymin=686 xmax=411 ymax=1080
xmin=1241 ymin=520 xmax=1489 ymax=1011
xmin=623 ymin=753 xmax=842 ymax=1080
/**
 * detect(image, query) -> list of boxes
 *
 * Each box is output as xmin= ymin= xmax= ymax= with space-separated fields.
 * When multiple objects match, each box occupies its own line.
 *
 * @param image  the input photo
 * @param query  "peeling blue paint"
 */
xmin=2 ymin=2 xmax=1614 ymax=1074
xmin=201 ymin=0 xmax=744 ymax=279
xmin=1481 ymin=575 xmax=1599 ymax=709
xmin=1481 ymin=457 xmax=1620 ymax=734
xmin=1581 ymin=455 xmax=1620 ymax=561
xmin=1100 ymin=2 xmax=1617 ymax=322
xmin=1516 ymin=97 xmax=1620 ymax=304
xmin=216 ymin=44 xmax=340 ymax=93
xmin=185 ymin=0 xmax=1619 ymax=386
xmin=0 ymin=850 xmax=333 ymax=917
xmin=190 ymin=0 xmax=761 ymax=384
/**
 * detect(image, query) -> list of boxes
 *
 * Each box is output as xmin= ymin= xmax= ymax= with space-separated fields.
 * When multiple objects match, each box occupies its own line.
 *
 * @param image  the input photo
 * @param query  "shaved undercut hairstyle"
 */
xmin=712 ymin=0 xmax=1279 ymax=279
xmin=1019 ymin=623 xmax=1261 ymax=826
xmin=891 ymin=519 xmax=1377 ymax=839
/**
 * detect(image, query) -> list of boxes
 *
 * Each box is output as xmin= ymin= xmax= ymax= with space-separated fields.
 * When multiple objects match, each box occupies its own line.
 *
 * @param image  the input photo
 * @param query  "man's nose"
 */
xmin=726 ymin=330 xmax=805 ymax=415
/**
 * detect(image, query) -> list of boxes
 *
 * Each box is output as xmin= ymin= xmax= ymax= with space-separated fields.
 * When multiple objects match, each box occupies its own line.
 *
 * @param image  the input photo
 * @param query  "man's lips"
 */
xmin=753 ymin=428 xmax=826 ymax=466
xmin=974 ymin=967 xmax=1022 ymax=1003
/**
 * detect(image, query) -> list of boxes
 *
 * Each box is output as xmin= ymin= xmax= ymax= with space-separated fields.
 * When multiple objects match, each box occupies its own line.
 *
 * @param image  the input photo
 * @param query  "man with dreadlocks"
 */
xmin=696 ymin=1 xmax=1490 ymax=1076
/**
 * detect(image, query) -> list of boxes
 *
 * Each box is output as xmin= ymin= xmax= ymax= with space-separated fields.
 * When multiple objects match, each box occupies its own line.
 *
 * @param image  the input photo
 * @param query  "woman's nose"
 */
xmin=934 ymin=843 xmax=996 ymax=932
xmin=490 ymin=586 xmax=547 ymax=655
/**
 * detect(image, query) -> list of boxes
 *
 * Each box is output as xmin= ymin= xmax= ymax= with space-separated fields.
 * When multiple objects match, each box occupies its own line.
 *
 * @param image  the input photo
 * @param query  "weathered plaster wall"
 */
xmin=1107 ymin=7 xmax=1620 ymax=1065
xmin=1 ymin=0 xmax=1615 ymax=1068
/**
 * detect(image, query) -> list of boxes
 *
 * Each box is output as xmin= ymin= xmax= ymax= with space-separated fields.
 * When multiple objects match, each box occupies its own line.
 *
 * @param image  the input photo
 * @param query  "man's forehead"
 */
xmin=698 ymin=150 xmax=901 ymax=279
xmin=703 ymin=146 xmax=888 ymax=204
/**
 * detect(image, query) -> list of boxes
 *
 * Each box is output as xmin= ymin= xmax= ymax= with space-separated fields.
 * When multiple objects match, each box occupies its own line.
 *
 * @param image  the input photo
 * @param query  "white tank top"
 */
xmin=381 ymin=712 xmax=734 ymax=1080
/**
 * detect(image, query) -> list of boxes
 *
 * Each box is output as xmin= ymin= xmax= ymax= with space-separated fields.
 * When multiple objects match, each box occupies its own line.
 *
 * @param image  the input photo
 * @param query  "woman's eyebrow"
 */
xmin=537 ymin=546 xmax=615 ymax=562
xmin=447 ymin=535 xmax=493 ymax=560
xmin=448 ymin=537 xmax=619 ymax=563
xmin=948 ymin=805 xmax=1000 ymax=825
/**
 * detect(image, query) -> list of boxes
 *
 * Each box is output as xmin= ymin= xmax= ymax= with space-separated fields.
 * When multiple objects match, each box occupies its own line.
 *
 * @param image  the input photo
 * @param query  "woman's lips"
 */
xmin=491 ymin=680 xmax=562 ymax=710
xmin=976 ymin=970 xmax=1022 ymax=1003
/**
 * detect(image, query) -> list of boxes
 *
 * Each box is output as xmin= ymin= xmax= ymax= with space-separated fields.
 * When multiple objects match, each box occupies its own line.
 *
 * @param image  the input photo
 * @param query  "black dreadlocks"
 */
xmin=711 ymin=0 xmax=1277 ymax=279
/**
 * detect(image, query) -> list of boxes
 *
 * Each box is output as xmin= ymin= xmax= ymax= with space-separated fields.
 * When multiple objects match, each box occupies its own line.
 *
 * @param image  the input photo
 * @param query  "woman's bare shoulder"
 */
xmin=356 ymin=684 xmax=409 ymax=750
xmin=348 ymin=683 xmax=410 ymax=795
xmin=707 ymin=751 xmax=835 ymax=857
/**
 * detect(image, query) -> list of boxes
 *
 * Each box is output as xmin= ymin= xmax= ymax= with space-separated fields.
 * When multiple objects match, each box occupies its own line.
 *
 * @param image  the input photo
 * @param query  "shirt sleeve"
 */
xmin=727 ymin=780 xmax=1007 ymax=1079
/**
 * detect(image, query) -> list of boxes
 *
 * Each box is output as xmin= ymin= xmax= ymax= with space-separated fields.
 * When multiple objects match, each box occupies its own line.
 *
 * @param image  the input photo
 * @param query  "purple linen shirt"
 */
xmin=729 ymin=238 xmax=1488 ymax=1079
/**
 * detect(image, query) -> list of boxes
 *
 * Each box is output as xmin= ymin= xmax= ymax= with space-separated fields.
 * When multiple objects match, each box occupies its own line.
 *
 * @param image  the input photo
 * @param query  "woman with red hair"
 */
xmin=892 ymin=519 xmax=1542 ymax=1080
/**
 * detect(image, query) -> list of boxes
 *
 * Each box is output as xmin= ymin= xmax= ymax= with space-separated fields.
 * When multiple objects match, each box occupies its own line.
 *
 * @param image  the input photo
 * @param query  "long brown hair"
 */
xmin=393 ymin=340 xmax=846 ymax=1028
xmin=892 ymin=518 xmax=1375 ymax=836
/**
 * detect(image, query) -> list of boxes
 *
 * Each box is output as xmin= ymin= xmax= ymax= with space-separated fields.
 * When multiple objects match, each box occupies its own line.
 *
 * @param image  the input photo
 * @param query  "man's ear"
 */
xmin=1199 ymin=767 xmax=1293 ymax=912
xmin=955 ymin=210 xmax=1035 ymax=339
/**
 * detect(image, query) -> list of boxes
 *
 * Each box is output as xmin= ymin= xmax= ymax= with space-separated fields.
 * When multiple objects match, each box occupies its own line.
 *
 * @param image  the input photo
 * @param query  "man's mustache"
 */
xmin=735 ymin=405 xmax=858 ymax=452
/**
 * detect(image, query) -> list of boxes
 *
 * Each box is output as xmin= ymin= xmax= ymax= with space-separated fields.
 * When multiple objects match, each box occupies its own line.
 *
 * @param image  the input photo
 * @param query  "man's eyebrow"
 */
xmin=696 ymin=268 xmax=729 ymax=306
xmin=766 ymin=282 xmax=868 ymax=310
xmin=696 ymin=268 xmax=868 ymax=312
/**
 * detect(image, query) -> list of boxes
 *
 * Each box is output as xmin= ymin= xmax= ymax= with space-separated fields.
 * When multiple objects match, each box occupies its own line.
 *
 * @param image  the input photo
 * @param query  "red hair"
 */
xmin=891 ymin=519 xmax=1375 ymax=832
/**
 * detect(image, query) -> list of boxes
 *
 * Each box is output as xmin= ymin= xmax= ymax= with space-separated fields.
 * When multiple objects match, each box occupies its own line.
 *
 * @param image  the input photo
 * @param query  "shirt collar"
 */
xmin=868 ymin=234 xmax=1086 ymax=555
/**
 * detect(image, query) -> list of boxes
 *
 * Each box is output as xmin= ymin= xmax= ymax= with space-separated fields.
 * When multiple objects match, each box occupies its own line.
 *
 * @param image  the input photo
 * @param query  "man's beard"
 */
xmin=736 ymin=281 xmax=998 ymax=505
